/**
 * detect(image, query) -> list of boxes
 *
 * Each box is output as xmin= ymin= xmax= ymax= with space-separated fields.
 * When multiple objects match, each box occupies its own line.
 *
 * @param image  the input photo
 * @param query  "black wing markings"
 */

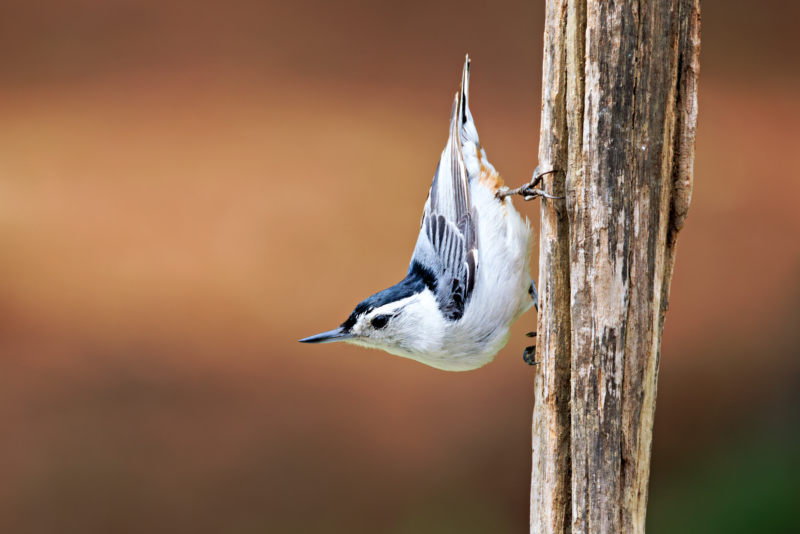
xmin=415 ymin=66 xmax=479 ymax=322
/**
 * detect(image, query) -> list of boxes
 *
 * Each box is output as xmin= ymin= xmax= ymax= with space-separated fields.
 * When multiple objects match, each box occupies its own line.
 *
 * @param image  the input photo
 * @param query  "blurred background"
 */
xmin=0 ymin=0 xmax=798 ymax=532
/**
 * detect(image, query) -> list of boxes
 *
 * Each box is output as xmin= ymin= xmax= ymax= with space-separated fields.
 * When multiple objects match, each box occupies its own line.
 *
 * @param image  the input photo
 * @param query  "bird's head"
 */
xmin=299 ymin=274 xmax=444 ymax=357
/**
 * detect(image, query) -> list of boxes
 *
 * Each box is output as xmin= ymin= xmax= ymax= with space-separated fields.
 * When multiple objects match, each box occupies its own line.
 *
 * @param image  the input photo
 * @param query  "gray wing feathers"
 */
xmin=423 ymin=211 xmax=476 ymax=319
xmin=412 ymin=62 xmax=479 ymax=321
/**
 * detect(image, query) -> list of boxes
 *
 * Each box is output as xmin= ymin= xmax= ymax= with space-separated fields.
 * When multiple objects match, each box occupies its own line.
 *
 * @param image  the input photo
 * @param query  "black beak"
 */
xmin=299 ymin=327 xmax=355 ymax=344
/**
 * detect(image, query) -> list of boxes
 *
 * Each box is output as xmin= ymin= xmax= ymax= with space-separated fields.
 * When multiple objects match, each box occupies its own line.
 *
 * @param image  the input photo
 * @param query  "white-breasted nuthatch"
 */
xmin=300 ymin=56 xmax=557 ymax=371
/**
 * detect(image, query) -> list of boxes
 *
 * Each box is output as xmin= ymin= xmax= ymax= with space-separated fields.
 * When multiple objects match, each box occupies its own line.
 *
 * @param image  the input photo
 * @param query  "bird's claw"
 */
xmin=522 ymin=188 xmax=565 ymax=201
xmin=523 ymin=345 xmax=539 ymax=365
xmin=495 ymin=168 xmax=564 ymax=201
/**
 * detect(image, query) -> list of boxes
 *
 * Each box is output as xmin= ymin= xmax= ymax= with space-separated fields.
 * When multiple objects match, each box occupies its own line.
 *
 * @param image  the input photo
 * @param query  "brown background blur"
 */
xmin=0 ymin=1 xmax=798 ymax=533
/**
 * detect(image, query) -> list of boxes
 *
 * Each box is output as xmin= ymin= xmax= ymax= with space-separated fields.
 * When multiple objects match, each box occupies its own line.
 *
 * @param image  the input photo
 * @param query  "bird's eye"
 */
xmin=371 ymin=315 xmax=390 ymax=330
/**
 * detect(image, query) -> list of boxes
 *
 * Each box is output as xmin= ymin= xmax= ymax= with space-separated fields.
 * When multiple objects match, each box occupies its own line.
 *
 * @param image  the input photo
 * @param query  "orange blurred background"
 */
xmin=0 ymin=1 xmax=798 ymax=532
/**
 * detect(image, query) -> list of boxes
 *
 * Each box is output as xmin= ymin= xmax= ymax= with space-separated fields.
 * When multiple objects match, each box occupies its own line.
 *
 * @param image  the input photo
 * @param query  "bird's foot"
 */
xmin=523 ymin=345 xmax=538 ymax=365
xmin=496 ymin=167 xmax=564 ymax=201
xmin=523 ymin=331 xmax=538 ymax=365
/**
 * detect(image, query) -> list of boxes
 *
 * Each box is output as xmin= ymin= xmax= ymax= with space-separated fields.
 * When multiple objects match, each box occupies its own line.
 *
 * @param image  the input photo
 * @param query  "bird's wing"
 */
xmin=410 ymin=58 xmax=478 ymax=321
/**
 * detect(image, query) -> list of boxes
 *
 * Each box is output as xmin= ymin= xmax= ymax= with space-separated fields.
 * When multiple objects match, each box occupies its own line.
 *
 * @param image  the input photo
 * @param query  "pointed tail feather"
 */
xmin=448 ymin=92 xmax=469 ymax=217
xmin=455 ymin=55 xmax=487 ymax=178
xmin=459 ymin=55 xmax=470 ymax=136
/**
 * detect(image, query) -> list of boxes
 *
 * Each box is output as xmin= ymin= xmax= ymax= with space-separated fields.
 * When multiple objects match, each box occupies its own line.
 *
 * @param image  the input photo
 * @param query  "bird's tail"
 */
xmin=454 ymin=55 xmax=491 ymax=179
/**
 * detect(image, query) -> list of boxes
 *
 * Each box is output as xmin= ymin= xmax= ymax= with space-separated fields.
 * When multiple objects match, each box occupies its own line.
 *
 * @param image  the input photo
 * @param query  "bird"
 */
xmin=299 ymin=56 xmax=556 ymax=371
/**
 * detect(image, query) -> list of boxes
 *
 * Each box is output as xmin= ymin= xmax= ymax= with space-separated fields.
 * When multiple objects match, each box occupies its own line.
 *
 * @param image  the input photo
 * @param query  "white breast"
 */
xmin=410 ymin=180 xmax=534 ymax=371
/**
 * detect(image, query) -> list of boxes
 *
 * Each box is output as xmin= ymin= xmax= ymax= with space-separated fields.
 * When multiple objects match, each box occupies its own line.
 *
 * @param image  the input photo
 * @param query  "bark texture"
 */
xmin=530 ymin=1 xmax=700 ymax=533
xmin=529 ymin=1 xmax=573 ymax=533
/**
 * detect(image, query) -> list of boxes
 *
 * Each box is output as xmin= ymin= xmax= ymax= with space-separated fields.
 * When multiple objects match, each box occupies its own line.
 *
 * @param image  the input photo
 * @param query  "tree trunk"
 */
xmin=530 ymin=1 xmax=700 ymax=533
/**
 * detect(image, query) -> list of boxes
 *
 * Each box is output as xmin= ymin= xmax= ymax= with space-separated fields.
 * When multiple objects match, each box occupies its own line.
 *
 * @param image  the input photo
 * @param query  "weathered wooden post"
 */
xmin=530 ymin=1 xmax=701 ymax=533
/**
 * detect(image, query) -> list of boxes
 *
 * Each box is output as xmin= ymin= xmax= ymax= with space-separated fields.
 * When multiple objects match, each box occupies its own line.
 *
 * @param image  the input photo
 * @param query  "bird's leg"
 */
xmin=496 ymin=167 xmax=564 ymax=201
